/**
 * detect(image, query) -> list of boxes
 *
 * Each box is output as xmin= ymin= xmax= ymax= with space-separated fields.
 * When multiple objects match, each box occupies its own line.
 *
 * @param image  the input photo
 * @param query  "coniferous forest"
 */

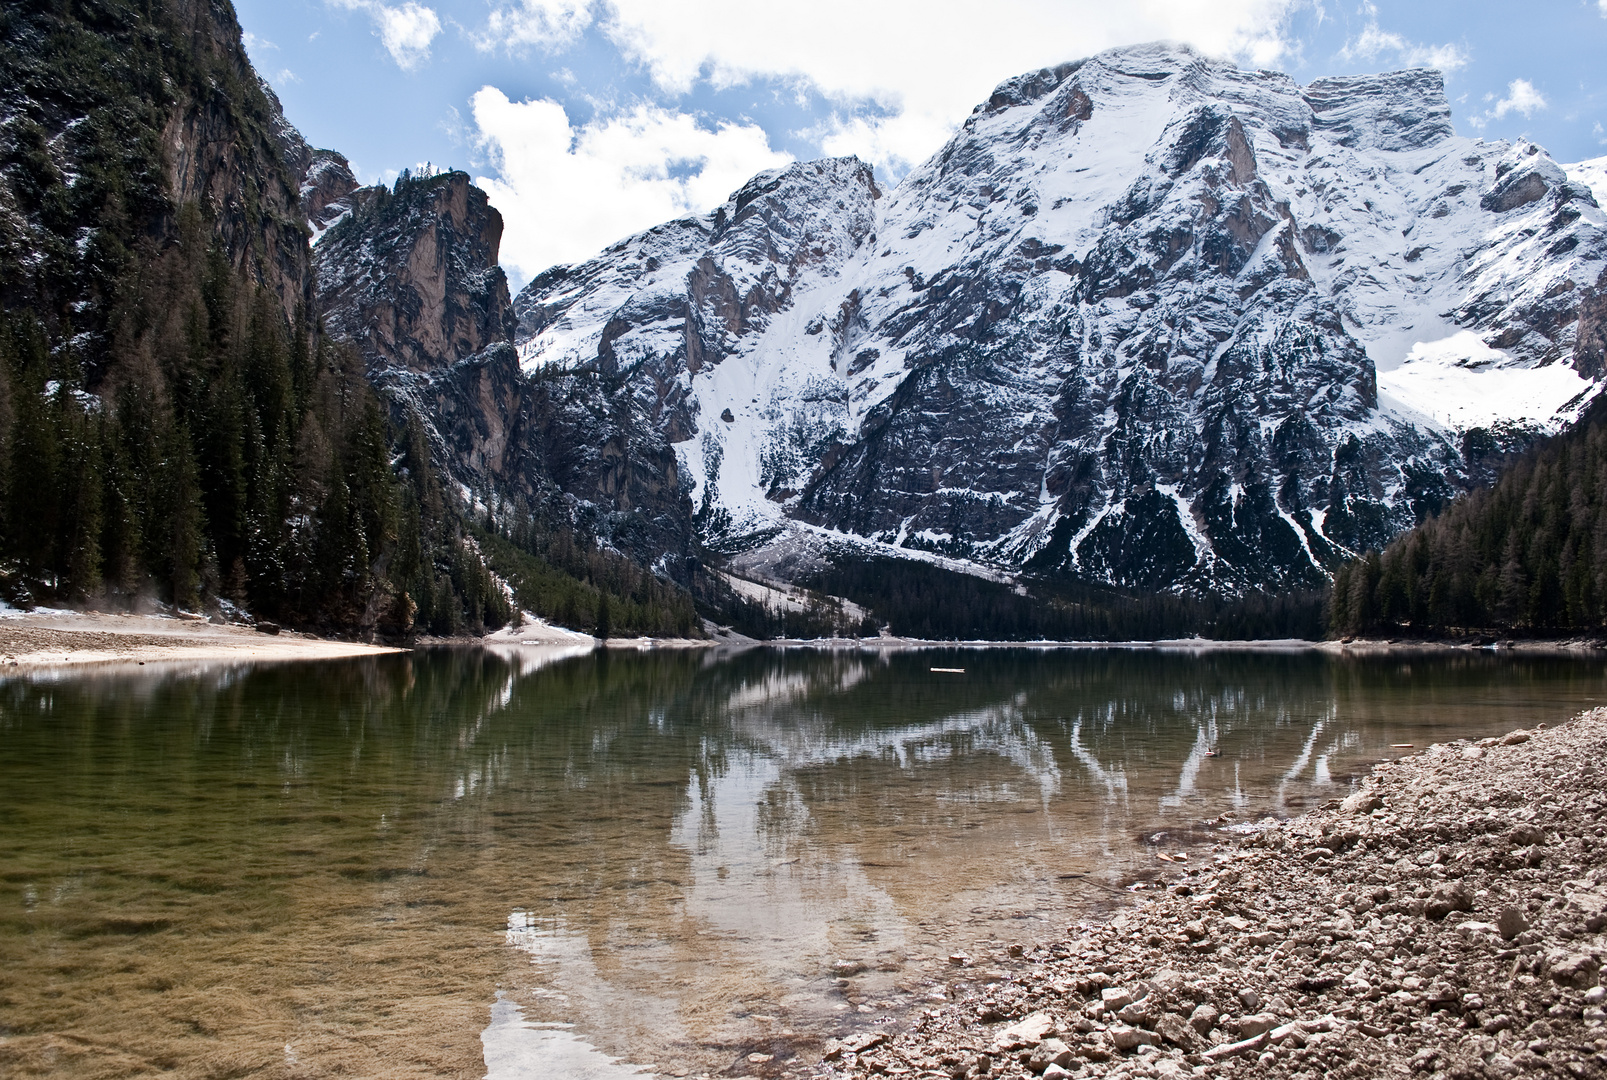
xmin=809 ymin=557 xmax=1328 ymax=642
xmin=0 ymin=0 xmax=514 ymax=635
xmin=0 ymin=227 xmax=512 ymax=635
xmin=1330 ymin=395 xmax=1607 ymax=639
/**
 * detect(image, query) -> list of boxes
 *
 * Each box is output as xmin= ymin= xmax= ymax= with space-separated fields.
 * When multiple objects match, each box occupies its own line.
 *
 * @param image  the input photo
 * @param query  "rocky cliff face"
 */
xmin=317 ymin=171 xmax=516 ymax=373
xmin=315 ymin=171 xmax=696 ymax=567
xmin=0 ymin=0 xmax=320 ymax=343
xmin=512 ymin=43 xmax=1607 ymax=596
xmin=153 ymin=0 xmax=314 ymax=321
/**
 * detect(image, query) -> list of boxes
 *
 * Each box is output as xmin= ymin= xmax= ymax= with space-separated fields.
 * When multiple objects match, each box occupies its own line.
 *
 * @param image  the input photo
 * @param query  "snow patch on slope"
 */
xmin=1379 ymin=331 xmax=1599 ymax=430
xmin=1567 ymin=156 xmax=1607 ymax=210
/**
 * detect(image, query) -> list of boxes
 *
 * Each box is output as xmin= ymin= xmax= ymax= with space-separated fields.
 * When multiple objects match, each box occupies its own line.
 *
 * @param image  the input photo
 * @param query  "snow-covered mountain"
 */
xmin=511 ymin=43 xmax=1607 ymax=596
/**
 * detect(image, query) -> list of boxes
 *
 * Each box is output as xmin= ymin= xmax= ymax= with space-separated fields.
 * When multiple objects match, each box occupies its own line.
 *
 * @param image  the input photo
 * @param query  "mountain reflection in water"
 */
xmin=1 ymin=646 xmax=1601 ymax=1078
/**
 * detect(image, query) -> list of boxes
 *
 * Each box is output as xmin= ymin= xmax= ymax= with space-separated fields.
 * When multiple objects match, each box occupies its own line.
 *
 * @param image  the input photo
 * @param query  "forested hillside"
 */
xmin=1330 ymin=394 xmax=1607 ymax=637
xmin=0 ymin=0 xmax=509 ymax=634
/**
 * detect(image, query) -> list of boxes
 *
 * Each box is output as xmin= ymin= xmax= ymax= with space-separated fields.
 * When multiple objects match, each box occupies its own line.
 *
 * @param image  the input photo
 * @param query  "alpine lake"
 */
xmin=2 ymin=643 xmax=1604 ymax=1079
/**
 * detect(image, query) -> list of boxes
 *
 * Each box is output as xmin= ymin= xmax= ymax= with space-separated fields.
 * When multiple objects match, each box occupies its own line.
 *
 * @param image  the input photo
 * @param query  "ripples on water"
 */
xmin=0 ymin=645 xmax=1602 ymax=1078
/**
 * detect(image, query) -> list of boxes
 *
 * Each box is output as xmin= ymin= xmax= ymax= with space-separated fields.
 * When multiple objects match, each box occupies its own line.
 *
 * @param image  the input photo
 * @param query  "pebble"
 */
xmin=810 ymin=709 xmax=1607 ymax=1080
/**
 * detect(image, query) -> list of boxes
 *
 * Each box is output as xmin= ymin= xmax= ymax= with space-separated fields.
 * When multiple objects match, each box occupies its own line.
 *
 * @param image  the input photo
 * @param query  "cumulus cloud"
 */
xmin=594 ymin=0 xmax=1300 ymax=171
xmin=1466 ymin=78 xmax=1548 ymax=132
xmin=1489 ymin=79 xmax=1548 ymax=120
xmin=1337 ymin=3 xmax=1467 ymax=73
xmin=470 ymin=88 xmax=792 ymax=283
xmin=467 ymin=0 xmax=1313 ymax=278
xmin=329 ymin=0 xmax=441 ymax=70
xmin=464 ymin=0 xmax=1300 ymax=176
xmin=475 ymin=0 xmax=592 ymax=52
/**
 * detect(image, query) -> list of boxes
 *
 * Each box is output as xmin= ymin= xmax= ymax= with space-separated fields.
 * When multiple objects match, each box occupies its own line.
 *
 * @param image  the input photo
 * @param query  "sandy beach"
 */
xmin=0 ymin=608 xmax=404 ymax=668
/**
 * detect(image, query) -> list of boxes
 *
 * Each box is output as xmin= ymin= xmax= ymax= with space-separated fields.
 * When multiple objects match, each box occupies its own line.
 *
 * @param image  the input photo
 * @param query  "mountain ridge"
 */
xmin=508 ymin=42 xmax=1607 ymax=599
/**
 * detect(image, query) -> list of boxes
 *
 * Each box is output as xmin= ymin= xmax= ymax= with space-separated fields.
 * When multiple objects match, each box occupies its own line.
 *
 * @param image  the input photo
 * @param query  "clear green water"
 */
xmin=1 ymin=645 xmax=1604 ymax=1079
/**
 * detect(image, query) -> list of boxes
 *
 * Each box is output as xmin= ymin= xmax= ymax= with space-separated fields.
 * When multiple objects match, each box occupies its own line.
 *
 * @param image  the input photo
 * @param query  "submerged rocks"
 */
xmin=813 ymin=708 xmax=1607 ymax=1080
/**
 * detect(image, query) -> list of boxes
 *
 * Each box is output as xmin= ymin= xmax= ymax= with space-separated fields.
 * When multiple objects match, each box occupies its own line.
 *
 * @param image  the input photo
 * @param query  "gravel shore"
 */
xmin=815 ymin=709 xmax=1607 ymax=1080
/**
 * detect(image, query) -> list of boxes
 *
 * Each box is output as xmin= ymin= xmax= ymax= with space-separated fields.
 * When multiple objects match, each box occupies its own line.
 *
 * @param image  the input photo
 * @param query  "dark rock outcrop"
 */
xmin=0 ymin=0 xmax=318 ymax=338
xmin=259 ymin=79 xmax=358 ymax=236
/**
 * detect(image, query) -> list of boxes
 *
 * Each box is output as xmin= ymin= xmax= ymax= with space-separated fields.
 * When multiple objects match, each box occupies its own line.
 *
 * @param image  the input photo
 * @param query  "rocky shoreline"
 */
xmin=813 ymin=710 xmax=1607 ymax=1080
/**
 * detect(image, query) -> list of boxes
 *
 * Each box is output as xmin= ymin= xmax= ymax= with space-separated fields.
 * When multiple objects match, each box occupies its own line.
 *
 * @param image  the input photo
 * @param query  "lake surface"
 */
xmin=2 ymin=644 xmax=1604 ymax=1079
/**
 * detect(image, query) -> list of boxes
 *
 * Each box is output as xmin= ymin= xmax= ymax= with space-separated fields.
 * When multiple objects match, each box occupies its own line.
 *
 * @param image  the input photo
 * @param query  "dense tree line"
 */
xmin=1330 ymin=396 xmax=1607 ymax=638
xmin=809 ymin=557 xmax=1327 ymax=642
xmin=694 ymin=572 xmax=879 ymax=641
xmin=0 ymin=0 xmax=521 ymax=636
xmin=475 ymin=517 xmax=698 ymax=639
xmin=0 ymin=212 xmax=511 ymax=636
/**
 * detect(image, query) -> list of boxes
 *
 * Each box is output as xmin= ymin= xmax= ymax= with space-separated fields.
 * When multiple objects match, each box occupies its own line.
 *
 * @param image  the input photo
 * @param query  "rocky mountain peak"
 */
xmin=512 ymin=155 xmax=879 ymax=450
xmin=312 ymin=166 xmax=698 ymax=572
xmin=1300 ymin=67 xmax=1453 ymax=152
xmin=316 ymin=169 xmax=515 ymax=374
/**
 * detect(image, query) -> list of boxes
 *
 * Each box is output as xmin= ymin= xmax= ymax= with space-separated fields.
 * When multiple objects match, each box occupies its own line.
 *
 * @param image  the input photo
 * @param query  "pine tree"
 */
xmin=98 ymin=411 xmax=142 ymax=597
xmin=7 ymin=333 xmax=62 ymax=587
xmin=57 ymin=394 xmax=103 ymax=599
xmin=160 ymin=422 xmax=205 ymax=610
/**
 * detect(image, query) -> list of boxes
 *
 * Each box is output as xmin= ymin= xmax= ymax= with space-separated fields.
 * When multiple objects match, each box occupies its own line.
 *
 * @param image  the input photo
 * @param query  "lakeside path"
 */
xmin=0 ymin=609 xmax=402 ymax=667
xmin=815 ymin=710 xmax=1607 ymax=1080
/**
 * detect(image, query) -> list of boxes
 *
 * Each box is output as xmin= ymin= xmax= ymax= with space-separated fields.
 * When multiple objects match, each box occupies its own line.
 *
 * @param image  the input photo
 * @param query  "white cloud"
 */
xmin=242 ymin=31 xmax=278 ymax=52
xmin=375 ymin=2 xmax=441 ymax=68
xmin=329 ymin=0 xmax=441 ymax=70
xmin=1467 ymin=78 xmax=1548 ymax=132
xmin=1600 ymin=0 xmax=1607 ymax=16
xmin=475 ymin=0 xmax=592 ymax=52
xmin=545 ymin=0 xmax=1303 ymax=172
xmin=1490 ymin=79 xmax=1548 ymax=120
xmin=1402 ymin=42 xmax=1468 ymax=73
xmin=810 ymin=111 xmax=959 ymax=177
xmin=1337 ymin=4 xmax=1467 ymax=73
xmin=470 ymin=88 xmax=793 ymax=283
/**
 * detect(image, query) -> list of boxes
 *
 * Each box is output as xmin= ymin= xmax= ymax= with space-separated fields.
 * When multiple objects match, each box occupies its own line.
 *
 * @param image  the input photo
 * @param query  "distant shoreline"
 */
xmin=709 ymin=635 xmax=1607 ymax=654
xmin=6 ymin=608 xmax=1604 ymax=673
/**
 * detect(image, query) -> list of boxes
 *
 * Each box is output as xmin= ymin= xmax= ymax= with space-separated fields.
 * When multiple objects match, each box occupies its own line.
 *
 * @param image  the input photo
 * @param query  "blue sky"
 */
xmin=236 ymin=0 xmax=1607 ymax=289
